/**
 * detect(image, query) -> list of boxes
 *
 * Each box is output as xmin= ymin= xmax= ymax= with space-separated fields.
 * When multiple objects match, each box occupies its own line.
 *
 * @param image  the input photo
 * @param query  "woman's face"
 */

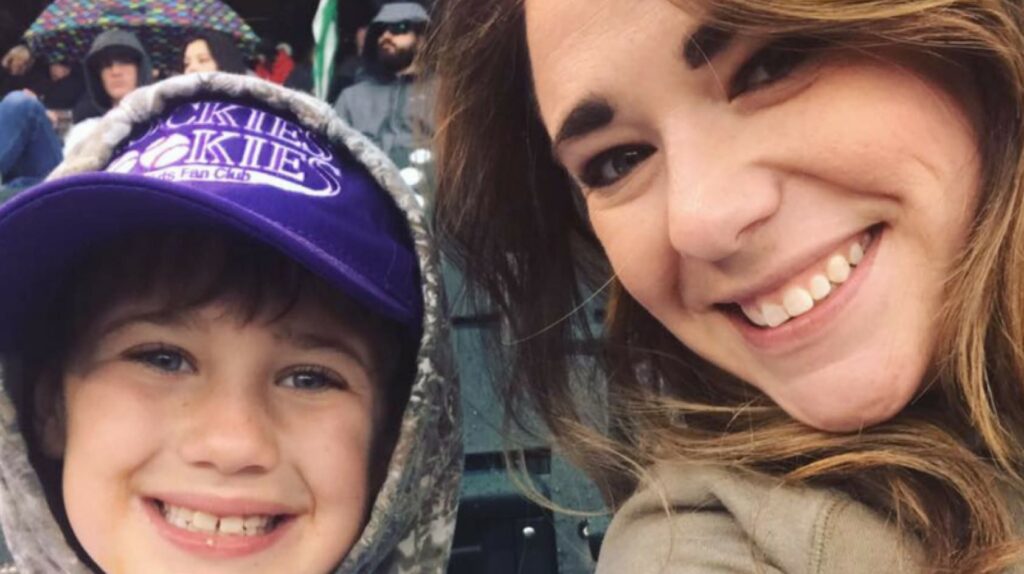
xmin=526 ymin=0 xmax=983 ymax=431
xmin=184 ymin=40 xmax=218 ymax=74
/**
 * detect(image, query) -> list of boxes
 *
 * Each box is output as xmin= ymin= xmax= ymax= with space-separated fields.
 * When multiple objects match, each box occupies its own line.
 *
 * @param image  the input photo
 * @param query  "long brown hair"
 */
xmin=427 ymin=1 xmax=1024 ymax=571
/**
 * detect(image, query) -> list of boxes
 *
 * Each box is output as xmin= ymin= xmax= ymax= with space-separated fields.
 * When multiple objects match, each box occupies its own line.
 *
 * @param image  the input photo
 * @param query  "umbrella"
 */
xmin=23 ymin=0 xmax=260 ymax=73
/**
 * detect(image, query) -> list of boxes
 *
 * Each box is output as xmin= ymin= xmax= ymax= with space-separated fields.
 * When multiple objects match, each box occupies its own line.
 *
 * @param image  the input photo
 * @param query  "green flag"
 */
xmin=312 ymin=0 xmax=338 ymax=101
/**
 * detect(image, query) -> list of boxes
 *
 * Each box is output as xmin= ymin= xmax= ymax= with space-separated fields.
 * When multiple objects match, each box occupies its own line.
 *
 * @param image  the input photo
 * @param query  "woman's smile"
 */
xmin=528 ymin=0 xmax=982 ymax=431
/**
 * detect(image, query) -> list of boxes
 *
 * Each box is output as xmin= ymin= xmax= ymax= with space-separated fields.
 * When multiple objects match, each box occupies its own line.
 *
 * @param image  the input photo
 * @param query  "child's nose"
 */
xmin=177 ymin=385 xmax=280 ymax=475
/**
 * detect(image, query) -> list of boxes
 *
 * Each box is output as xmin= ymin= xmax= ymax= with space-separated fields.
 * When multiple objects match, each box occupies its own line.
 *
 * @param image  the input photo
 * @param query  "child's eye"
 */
xmin=728 ymin=38 xmax=820 ymax=100
xmin=124 ymin=345 xmax=196 ymax=374
xmin=278 ymin=366 xmax=346 ymax=392
xmin=578 ymin=144 xmax=656 ymax=190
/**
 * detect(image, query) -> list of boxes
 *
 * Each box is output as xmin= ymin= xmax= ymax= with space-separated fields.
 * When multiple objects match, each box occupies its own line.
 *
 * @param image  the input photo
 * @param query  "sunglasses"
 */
xmin=381 ymin=21 xmax=415 ymax=35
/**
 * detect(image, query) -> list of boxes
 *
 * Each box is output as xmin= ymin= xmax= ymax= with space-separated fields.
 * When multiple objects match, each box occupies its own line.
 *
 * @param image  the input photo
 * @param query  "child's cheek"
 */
xmin=284 ymin=401 xmax=376 ymax=561
xmin=60 ymin=367 xmax=167 ymax=569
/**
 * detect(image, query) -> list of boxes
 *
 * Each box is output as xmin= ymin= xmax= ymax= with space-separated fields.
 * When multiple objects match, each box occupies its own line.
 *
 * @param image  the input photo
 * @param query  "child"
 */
xmin=0 ymin=73 xmax=460 ymax=573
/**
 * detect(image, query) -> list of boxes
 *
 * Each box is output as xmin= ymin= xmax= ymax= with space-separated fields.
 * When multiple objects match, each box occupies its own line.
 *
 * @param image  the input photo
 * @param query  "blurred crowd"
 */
xmin=0 ymin=0 xmax=434 ymax=201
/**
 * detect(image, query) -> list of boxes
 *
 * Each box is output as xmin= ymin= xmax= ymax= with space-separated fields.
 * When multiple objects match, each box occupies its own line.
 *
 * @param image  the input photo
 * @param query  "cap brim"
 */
xmin=0 ymin=172 xmax=419 ymax=352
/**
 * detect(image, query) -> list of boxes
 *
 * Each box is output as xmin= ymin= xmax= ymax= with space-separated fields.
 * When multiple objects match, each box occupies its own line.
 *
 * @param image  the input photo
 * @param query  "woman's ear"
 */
xmin=34 ymin=374 xmax=66 ymax=459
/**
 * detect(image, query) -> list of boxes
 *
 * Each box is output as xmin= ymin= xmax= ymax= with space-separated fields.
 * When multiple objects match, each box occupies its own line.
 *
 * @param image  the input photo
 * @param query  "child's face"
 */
xmin=55 ymin=295 xmax=382 ymax=574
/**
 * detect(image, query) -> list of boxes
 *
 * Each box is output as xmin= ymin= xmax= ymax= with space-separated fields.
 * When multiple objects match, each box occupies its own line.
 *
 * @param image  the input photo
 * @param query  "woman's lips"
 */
xmin=725 ymin=225 xmax=883 ymax=351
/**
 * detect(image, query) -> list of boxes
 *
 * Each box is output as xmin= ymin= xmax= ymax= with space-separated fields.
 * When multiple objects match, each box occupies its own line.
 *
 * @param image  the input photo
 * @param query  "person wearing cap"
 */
xmin=333 ymin=2 xmax=435 ymax=167
xmin=0 ymin=72 xmax=459 ymax=573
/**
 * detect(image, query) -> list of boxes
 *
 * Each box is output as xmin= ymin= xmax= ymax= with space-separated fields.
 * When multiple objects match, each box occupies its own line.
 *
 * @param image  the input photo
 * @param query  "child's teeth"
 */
xmin=218 ymin=516 xmax=244 ymax=535
xmin=191 ymin=511 xmax=218 ymax=533
xmin=849 ymin=243 xmax=864 ymax=265
xmin=809 ymin=274 xmax=831 ymax=301
xmin=243 ymin=516 xmax=270 ymax=535
xmin=826 ymin=255 xmax=851 ymax=283
xmin=762 ymin=303 xmax=789 ymax=328
xmin=782 ymin=287 xmax=814 ymax=317
xmin=160 ymin=503 xmax=275 ymax=536
xmin=166 ymin=506 xmax=190 ymax=530
xmin=741 ymin=305 xmax=768 ymax=327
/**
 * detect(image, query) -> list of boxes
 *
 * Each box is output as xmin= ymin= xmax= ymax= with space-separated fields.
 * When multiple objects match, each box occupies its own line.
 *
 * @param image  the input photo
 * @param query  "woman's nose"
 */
xmin=664 ymin=153 xmax=781 ymax=262
xmin=177 ymin=382 xmax=280 ymax=475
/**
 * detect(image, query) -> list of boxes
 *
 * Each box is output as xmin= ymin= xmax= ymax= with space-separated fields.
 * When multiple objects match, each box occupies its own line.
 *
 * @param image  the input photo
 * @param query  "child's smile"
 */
xmin=56 ymin=298 xmax=382 ymax=573
xmin=145 ymin=496 xmax=296 ymax=558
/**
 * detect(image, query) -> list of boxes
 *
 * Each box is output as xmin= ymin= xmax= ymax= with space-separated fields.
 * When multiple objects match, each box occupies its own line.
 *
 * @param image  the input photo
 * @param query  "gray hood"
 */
xmin=82 ymin=29 xmax=153 ymax=111
xmin=0 ymin=73 xmax=461 ymax=574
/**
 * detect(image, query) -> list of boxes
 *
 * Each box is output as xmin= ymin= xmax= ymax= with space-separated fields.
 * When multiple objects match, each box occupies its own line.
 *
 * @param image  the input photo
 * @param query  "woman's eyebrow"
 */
xmin=551 ymin=26 xmax=735 ymax=152
xmin=552 ymin=97 xmax=615 ymax=151
xmin=683 ymin=25 xmax=735 ymax=69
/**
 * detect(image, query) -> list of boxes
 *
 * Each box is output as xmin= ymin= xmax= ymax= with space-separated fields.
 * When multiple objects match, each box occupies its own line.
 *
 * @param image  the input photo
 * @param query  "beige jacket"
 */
xmin=595 ymin=460 xmax=928 ymax=574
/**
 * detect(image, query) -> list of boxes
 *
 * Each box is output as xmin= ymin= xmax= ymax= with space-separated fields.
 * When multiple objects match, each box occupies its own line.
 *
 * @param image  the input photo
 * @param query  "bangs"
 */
xmin=23 ymin=228 xmax=399 ymax=377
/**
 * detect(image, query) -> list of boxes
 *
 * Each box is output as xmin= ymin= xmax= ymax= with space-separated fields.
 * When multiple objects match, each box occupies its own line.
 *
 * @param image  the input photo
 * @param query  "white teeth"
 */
xmin=243 ymin=516 xmax=271 ymax=535
xmin=159 ymin=503 xmax=276 ymax=537
xmin=218 ymin=516 xmax=244 ymax=535
xmin=826 ymin=255 xmax=851 ymax=283
xmin=741 ymin=305 xmax=768 ymax=327
xmin=782 ymin=287 xmax=814 ymax=317
xmin=849 ymin=243 xmax=864 ymax=265
xmin=166 ymin=506 xmax=190 ymax=530
xmin=738 ymin=233 xmax=874 ymax=329
xmin=191 ymin=511 xmax=218 ymax=533
xmin=809 ymin=274 xmax=831 ymax=301
xmin=762 ymin=303 xmax=789 ymax=328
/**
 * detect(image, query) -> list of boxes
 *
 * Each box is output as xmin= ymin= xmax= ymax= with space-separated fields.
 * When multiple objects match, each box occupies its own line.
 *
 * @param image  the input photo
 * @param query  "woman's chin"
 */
xmin=772 ymin=375 xmax=923 ymax=433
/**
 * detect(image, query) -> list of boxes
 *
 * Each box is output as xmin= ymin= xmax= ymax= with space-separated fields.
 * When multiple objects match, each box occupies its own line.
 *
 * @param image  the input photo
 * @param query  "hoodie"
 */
xmin=82 ymin=29 xmax=153 ymax=112
xmin=64 ymin=30 xmax=154 ymax=156
xmin=0 ymin=73 xmax=461 ymax=574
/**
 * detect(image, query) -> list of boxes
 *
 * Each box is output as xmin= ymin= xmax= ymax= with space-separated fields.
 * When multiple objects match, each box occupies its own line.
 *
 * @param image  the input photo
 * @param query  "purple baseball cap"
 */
xmin=0 ymin=97 xmax=422 ymax=352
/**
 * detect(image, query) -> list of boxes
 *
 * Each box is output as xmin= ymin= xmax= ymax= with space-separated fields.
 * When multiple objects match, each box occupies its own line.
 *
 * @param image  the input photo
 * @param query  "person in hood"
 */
xmin=0 ymin=72 xmax=460 ymax=573
xmin=63 ymin=29 xmax=152 ymax=155
xmin=333 ymin=2 xmax=435 ymax=166
xmin=0 ymin=30 xmax=152 ymax=198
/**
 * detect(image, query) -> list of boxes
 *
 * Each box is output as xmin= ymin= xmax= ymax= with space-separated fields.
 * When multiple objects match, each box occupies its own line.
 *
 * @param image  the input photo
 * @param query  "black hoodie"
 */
xmin=82 ymin=29 xmax=153 ymax=111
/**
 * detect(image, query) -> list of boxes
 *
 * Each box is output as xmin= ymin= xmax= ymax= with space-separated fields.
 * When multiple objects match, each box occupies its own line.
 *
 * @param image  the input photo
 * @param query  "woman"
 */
xmin=182 ymin=32 xmax=249 ymax=75
xmin=429 ymin=1 xmax=1024 ymax=572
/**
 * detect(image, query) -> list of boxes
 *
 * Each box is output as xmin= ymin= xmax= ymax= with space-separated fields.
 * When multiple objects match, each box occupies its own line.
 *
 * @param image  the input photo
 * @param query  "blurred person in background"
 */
xmin=2 ymin=43 xmax=86 ymax=113
xmin=64 ymin=29 xmax=152 ymax=153
xmin=182 ymin=31 xmax=250 ymax=75
xmin=254 ymin=40 xmax=294 ymax=83
xmin=333 ymin=2 xmax=435 ymax=165
xmin=0 ymin=29 xmax=150 ymax=200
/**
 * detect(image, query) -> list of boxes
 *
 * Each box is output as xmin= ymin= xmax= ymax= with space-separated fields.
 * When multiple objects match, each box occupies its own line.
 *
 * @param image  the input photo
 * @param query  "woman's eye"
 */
xmin=579 ymin=145 xmax=656 ymax=189
xmin=729 ymin=38 xmax=819 ymax=99
xmin=279 ymin=367 xmax=345 ymax=392
xmin=125 ymin=346 xmax=194 ymax=374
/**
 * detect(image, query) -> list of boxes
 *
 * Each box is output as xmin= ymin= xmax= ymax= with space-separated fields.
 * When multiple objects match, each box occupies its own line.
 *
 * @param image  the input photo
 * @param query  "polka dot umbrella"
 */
xmin=23 ymin=0 xmax=260 ymax=74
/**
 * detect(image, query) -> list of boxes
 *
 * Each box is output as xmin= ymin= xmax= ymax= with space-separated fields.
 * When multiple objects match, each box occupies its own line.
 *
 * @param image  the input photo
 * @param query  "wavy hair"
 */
xmin=427 ymin=1 xmax=1024 ymax=571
